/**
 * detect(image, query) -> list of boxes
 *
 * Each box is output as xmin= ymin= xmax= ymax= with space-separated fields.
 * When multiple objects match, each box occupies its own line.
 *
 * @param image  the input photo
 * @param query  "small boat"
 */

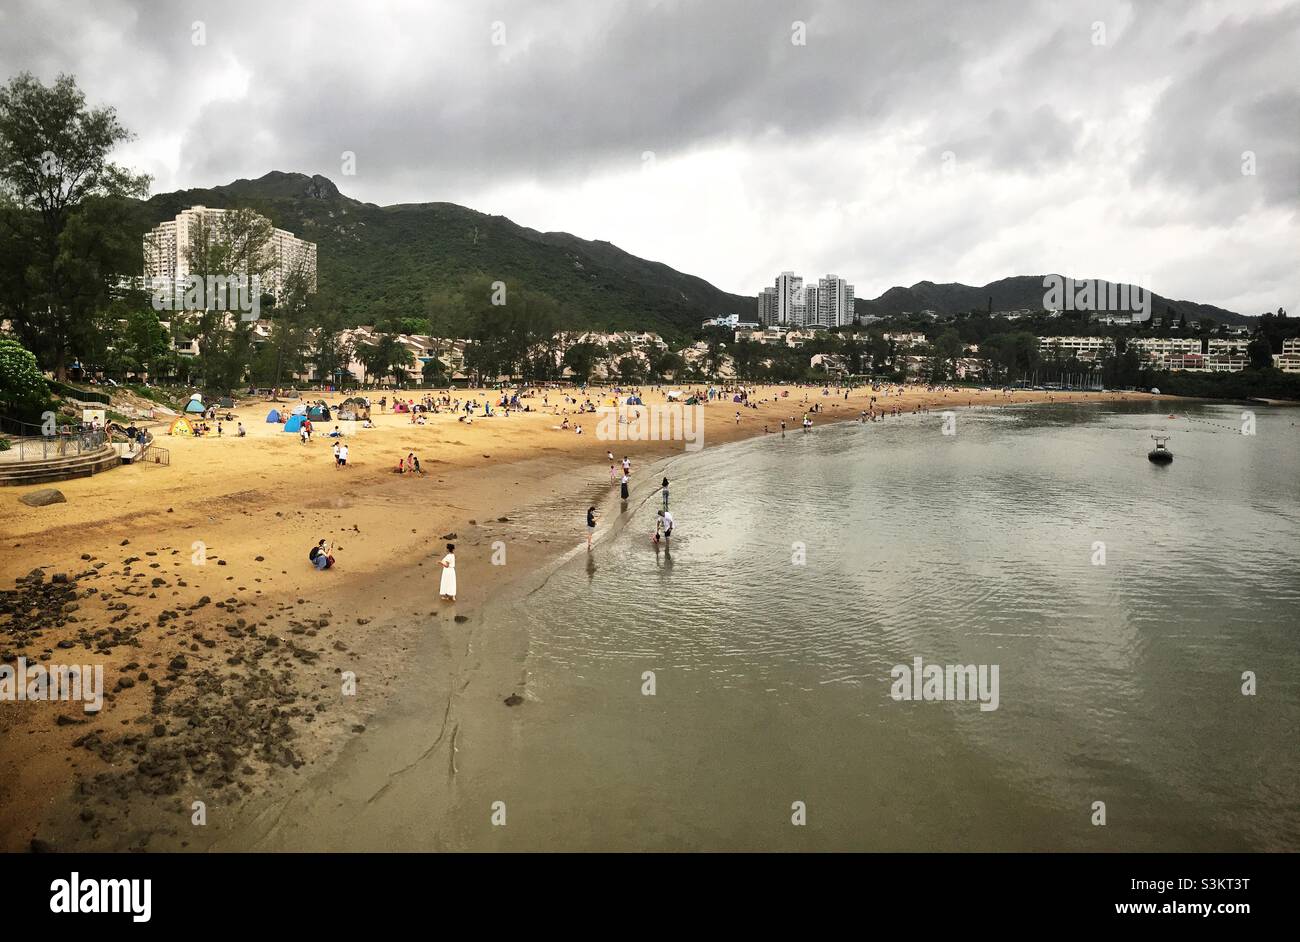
xmin=1148 ymin=435 xmax=1173 ymax=464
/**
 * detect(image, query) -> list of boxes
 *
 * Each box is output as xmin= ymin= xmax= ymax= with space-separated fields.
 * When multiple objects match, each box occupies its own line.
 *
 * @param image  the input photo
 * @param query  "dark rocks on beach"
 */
xmin=120 ymin=539 xmax=129 ymax=546
xmin=29 ymin=838 xmax=54 ymax=853
xmin=19 ymin=488 xmax=66 ymax=507
xmin=454 ymin=615 xmax=469 ymax=623
xmin=497 ymin=516 xmax=509 ymax=522
xmin=441 ymin=533 xmax=457 ymax=540
xmin=504 ymin=693 xmax=524 ymax=707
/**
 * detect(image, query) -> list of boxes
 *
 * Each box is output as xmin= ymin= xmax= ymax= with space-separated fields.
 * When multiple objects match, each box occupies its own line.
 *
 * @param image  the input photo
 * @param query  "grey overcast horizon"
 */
xmin=2 ymin=0 xmax=1296 ymax=315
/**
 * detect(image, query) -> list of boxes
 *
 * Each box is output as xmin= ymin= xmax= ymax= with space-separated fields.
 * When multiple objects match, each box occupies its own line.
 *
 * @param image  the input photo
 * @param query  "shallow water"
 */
xmin=444 ymin=400 xmax=1300 ymax=850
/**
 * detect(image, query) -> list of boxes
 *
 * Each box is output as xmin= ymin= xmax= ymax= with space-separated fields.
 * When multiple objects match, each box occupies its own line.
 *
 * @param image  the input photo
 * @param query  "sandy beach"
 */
xmin=0 ymin=383 xmax=1163 ymax=851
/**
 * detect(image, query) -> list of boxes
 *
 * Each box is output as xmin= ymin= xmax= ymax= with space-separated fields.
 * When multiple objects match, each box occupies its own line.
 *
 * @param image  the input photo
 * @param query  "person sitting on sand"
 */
xmin=309 ymin=539 xmax=335 ymax=571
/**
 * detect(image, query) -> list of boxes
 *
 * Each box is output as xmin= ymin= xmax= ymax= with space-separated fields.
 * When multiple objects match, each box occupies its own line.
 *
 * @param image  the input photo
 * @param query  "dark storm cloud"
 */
xmin=0 ymin=0 xmax=1295 ymax=312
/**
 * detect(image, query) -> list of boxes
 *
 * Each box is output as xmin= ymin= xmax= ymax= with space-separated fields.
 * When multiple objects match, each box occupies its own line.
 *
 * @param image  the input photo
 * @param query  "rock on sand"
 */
xmin=19 ymin=488 xmax=66 ymax=507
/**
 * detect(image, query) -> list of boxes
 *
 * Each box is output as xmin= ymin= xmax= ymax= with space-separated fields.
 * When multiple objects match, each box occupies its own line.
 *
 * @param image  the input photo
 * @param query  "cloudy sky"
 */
xmin=2 ymin=0 xmax=1296 ymax=314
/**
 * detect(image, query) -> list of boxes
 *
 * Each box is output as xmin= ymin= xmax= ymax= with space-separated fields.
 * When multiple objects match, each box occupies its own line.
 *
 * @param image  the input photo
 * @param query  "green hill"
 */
xmin=856 ymin=276 xmax=1249 ymax=324
xmin=139 ymin=171 xmax=753 ymax=337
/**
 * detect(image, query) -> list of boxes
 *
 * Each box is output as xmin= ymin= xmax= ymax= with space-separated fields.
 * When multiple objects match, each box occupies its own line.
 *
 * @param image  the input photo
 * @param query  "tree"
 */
xmin=122 ymin=304 xmax=169 ymax=376
xmin=617 ymin=354 xmax=644 ymax=384
xmin=0 ymin=72 xmax=150 ymax=377
xmin=1247 ymin=336 xmax=1274 ymax=370
xmin=563 ymin=342 xmax=602 ymax=384
xmin=0 ymin=337 xmax=50 ymax=422
xmin=422 ymin=356 xmax=447 ymax=385
xmin=933 ymin=328 xmax=962 ymax=380
xmin=358 ymin=334 xmax=412 ymax=386
xmin=176 ymin=206 xmax=275 ymax=389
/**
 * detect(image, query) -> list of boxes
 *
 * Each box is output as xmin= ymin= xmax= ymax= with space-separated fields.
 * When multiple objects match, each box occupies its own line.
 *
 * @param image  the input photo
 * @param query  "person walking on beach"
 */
xmin=620 ymin=472 xmax=629 ymax=500
xmin=438 ymin=543 xmax=457 ymax=601
xmin=339 ymin=443 xmax=349 ymax=468
xmin=661 ymin=477 xmax=669 ymax=508
xmin=622 ymin=455 xmax=631 ymax=476
xmin=586 ymin=506 xmax=597 ymax=548
xmin=332 ymin=441 xmax=342 ymax=467
xmin=610 ymin=463 xmax=618 ymax=484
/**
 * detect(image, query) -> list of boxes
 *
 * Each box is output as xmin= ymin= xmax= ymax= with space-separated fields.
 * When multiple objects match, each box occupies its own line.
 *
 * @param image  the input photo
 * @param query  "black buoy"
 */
xmin=1148 ymin=435 xmax=1173 ymax=464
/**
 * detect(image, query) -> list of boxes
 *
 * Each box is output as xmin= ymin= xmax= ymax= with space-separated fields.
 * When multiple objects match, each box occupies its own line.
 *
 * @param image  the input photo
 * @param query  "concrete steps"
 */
xmin=0 ymin=445 xmax=122 ymax=486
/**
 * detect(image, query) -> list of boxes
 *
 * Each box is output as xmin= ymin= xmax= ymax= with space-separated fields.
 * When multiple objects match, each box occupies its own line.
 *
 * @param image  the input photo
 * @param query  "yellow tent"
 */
xmin=169 ymin=416 xmax=195 ymax=436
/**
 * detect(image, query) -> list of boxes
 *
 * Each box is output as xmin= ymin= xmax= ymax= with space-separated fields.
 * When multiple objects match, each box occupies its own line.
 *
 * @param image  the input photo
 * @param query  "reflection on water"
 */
xmin=448 ymin=401 xmax=1300 ymax=851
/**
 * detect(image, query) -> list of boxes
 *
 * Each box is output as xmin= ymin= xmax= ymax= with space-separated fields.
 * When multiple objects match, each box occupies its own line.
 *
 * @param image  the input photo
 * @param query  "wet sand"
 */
xmin=0 ymin=383 xmax=1161 ymax=851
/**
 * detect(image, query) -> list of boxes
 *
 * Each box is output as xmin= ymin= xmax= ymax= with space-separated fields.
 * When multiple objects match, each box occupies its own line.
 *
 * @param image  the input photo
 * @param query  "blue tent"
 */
xmin=266 ymin=409 xmax=281 ymax=423
xmin=184 ymin=398 xmax=206 ymax=413
xmin=284 ymin=414 xmax=305 ymax=433
xmin=625 ymin=396 xmax=643 ymax=405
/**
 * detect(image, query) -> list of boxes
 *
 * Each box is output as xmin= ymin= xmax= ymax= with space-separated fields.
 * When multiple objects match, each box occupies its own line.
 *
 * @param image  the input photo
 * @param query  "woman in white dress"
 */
xmin=439 ymin=542 xmax=457 ymax=601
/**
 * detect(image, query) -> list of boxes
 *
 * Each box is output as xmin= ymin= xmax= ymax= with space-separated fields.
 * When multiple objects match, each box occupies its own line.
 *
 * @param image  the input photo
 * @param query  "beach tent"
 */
xmin=284 ymin=414 xmax=306 ymax=433
xmin=218 ymin=397 xmax=235 ymax=408
xmin=290 ymin=403 xmax=308 ymax=416
xmin=684 ymin=396 xmax=700 ymax=405
xmin=265 ymin=408 xmax=281 ymax=423
xmin=625 ymin=396 xmax=643 ymax=405
xmin=307 ymin=403 xmax=331 ymax=421
xmin=184 ymin=398 xmax=205 ymax=413
xmin=168 ymin=417 xmax=195 ymax=436
xmin=666 ymin=390 xmax=683 ymax=401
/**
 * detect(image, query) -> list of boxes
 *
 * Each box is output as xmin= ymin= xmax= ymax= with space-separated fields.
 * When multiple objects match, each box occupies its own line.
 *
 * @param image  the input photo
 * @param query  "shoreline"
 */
xmin=0 ymin=384 xmax=1168 ymax=851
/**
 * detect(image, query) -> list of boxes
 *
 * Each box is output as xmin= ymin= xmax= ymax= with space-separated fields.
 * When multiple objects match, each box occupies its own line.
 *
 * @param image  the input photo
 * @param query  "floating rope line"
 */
xmin=1177 ymin=413 xmax=1248 ymax=434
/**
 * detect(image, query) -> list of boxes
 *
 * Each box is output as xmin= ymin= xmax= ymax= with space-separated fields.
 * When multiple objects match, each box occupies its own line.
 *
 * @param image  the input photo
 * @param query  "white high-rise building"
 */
xmin=817 ymin=274 xmax=855 ymax=328
xmin=775 ymin=271 xmax=803 ymax=327
xmin=758 ymin=286 xmax=779 ymax=326
xmin=143 ymin=206 xmax=317 ymax=300
xmin=800 ymin=283 xmax=820 ymax=327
